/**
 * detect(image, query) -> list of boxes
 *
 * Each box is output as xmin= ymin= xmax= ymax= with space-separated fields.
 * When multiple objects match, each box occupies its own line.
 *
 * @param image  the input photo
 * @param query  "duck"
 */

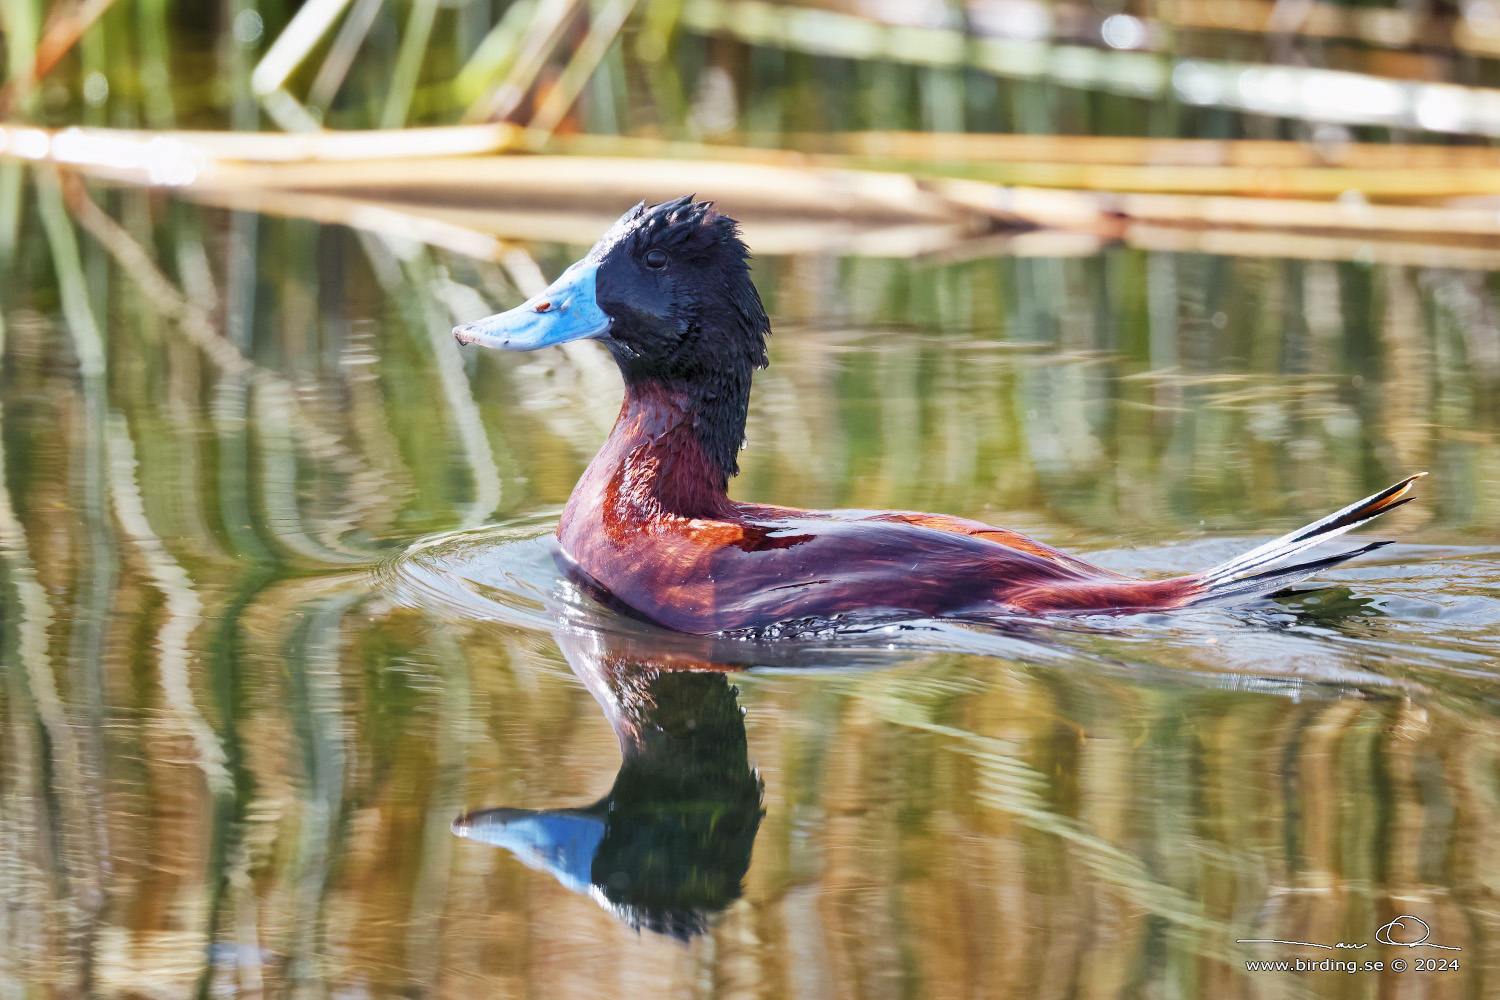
xmin=454 ymin=196 xmax=1423 ymax=637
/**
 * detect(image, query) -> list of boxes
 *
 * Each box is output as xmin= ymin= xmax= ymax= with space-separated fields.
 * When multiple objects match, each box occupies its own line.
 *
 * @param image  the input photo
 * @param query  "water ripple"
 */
xmin=380 ymin=520 xmax=1500 ymax=700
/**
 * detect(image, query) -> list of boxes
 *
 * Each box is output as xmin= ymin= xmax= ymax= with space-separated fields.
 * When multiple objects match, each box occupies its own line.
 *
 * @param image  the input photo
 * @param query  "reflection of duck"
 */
xmin=455 ymin=196 xmax=1423 ymax=635
xmin=453 ymin=633 xmax=763 ymax=940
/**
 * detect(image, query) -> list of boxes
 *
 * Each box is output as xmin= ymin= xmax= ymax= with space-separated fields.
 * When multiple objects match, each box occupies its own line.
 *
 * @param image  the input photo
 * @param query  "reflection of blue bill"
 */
xmin=453 ymin=808 xmax=605 ymax=896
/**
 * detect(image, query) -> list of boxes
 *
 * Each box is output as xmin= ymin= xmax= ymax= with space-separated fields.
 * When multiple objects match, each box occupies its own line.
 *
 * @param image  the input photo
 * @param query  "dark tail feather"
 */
xmin=1187 ymin=474 xmax=1423 ymax=607
xmin=1190 ymin=540 xmax=1394 ymax=606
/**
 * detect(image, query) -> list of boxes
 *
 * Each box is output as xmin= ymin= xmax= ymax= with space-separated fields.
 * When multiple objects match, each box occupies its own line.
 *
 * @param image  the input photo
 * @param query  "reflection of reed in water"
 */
xmin=454 ymin=633 xmax=763 ymax=940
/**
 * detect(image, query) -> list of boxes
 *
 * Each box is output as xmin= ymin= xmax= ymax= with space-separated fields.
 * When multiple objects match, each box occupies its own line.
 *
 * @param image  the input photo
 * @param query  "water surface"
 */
xmin=2 ymin=185 xmax=1498 ymax=998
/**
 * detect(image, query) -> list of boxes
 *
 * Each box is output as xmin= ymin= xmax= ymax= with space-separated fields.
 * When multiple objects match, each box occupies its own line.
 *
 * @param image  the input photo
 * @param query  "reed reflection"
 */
xmin=453 ymin=631 xmax=764 ymax=940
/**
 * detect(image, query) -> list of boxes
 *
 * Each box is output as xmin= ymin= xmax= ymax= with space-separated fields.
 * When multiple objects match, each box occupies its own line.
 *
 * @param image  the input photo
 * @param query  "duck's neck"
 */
xmin=564 ymin=379 xmax=744 ymax=525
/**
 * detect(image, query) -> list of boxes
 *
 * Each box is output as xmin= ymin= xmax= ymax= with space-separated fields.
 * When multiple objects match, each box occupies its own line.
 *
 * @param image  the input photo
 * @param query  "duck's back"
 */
xmin=558 ymin=504 xmax=1193 ymax=635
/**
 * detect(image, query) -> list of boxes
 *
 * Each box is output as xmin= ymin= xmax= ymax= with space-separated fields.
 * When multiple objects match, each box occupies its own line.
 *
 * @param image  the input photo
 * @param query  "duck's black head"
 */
xmin=455 ymin=196 xmax=770 ymax=479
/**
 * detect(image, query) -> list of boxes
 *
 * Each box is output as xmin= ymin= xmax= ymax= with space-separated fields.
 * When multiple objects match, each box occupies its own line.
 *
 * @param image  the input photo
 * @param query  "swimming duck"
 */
xmin=454 ymin=196 xmax=1422 ymax=636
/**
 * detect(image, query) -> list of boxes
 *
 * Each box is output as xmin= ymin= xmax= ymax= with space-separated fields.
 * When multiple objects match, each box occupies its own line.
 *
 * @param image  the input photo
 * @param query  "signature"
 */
xmin=1238 ymin=915 xmax=1460 ymax=952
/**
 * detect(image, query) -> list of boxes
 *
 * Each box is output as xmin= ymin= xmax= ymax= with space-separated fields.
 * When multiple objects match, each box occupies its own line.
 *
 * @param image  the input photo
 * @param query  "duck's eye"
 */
xmin=644 ymin=249 xmax=668 ymax=270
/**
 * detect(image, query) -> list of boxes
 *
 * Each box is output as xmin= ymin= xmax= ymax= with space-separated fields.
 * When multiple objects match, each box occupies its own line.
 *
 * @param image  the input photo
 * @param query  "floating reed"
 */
xmin=12 ymin=121 xmax=1500 ymax=193
xmin=10 ymin=122 xmax=1500 ymax=265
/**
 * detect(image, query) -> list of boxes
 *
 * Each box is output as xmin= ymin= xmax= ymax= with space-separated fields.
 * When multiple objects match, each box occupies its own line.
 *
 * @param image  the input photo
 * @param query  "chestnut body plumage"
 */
xmin=455 ymin=197 xmax=1421 ymax=636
